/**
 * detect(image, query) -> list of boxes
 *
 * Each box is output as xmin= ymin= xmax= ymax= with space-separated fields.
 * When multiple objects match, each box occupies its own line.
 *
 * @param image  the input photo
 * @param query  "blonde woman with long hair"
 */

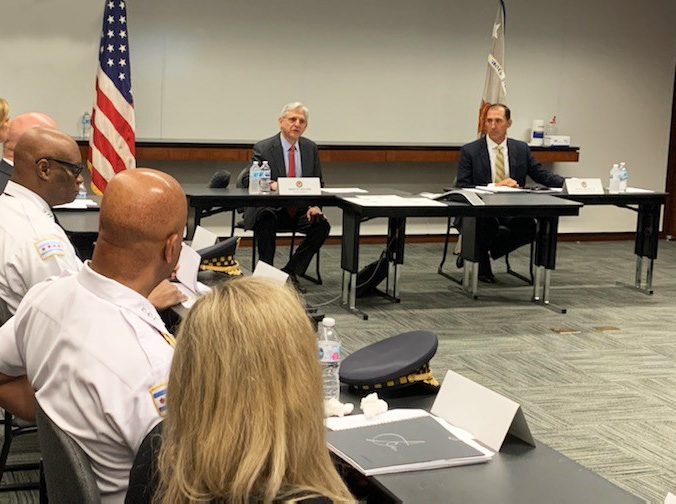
xmin=155 ymin=277 xmax=354 ymax=503
xmin=0 ymin=98 xmax=10 ymax=143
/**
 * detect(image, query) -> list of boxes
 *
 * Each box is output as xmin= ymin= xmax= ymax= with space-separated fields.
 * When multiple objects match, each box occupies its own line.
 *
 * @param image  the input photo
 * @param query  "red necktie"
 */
xmin=287 ymin=145 xmax=298 ymax=219
xmin=288 ymin=145 xmax=296 ymax=177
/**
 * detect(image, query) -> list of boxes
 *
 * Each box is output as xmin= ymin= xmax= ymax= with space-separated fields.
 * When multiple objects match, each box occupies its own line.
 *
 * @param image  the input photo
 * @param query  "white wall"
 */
xmin=2 ymin=0 xmax=675 ymax=233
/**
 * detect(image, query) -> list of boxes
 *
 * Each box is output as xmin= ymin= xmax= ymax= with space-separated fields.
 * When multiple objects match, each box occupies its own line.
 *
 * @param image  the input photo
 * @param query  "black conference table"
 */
xmin=181 ymin=184 xmax=335 ymax=240
xmin=558 ymin=190 xmax=667 ymax=294
xmin=338 ymin=386 xmax=643 ymax=504
xmin=337 ymin=191 xmax=582 ymax=317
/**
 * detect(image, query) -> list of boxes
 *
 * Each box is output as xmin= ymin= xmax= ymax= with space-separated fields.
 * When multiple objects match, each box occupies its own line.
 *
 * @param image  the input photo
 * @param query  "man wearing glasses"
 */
xmin=0 ymin=127 xmax=84 ymax=319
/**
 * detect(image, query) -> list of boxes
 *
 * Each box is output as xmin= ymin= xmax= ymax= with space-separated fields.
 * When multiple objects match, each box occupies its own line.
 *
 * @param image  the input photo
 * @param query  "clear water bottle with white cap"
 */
xmin=618 ymin=162 xmax=628 ymax=192
xmin=248 ymin=161 xmax=261 ymax=194
xmin=81 ymin=112 xmax=91 ymax=139
xmin=608 ymin=163 xmax=620 ymax=194
xmin=259 ymin=161 xmax=271 ymax=194
xmin=317 ymin=317 xmax=341 ymax=401
xmin=76 ymin=183 xmax=87 ymax=199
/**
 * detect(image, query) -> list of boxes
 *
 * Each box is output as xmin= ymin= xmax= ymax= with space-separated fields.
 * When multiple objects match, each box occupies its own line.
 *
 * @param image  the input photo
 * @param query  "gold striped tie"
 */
xmin=495 ymin=145 xmax=505 ymax=183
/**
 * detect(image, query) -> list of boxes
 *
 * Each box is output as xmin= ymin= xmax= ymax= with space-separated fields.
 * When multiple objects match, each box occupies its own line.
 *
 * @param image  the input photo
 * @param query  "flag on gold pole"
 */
xmin=88 ymin=0 xmax=136 ymax=194
xmin=477 ymin=0 xmax=507 ymax=136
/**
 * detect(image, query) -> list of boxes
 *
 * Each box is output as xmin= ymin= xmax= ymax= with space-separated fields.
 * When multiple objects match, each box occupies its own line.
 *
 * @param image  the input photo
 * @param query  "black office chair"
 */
xmin=231 ymin=166 xmax=322 ymax=284
xmin=125 ymin=422 xmax=163 ymax=504
xmin=0 ymin=411 xmax=40 ymax=493
xmin=35 ymin=401 xmax=100 ymax=503
xmin=437 ymin=215 xmax=534 ymax=285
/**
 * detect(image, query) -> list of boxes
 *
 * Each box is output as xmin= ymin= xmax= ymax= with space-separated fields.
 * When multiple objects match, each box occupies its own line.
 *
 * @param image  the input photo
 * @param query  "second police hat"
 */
xmin=197 ymin=236 xmax=242 ymax=276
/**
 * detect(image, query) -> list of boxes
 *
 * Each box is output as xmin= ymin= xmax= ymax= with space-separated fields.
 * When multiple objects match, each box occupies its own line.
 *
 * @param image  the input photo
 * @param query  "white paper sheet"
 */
xmin=176 ymin=243 xmax=201 ymax=293
xmin=53 ymin=199 xmax=98 ymax=209
xmin=476 ymin=185 xmax=527 ymax=193
xmin=252 ymin=260 xmax=289 ymax=285
xmin=321 ymin=187 xmax=368 ymax=194
xmin=343 ymin=195 xmax=447 ymax=207
xmin=190 ymin=225 xmax=218 ymax=251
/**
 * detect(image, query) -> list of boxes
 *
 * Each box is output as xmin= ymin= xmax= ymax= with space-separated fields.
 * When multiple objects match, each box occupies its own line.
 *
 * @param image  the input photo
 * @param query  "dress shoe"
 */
xmin=287 ymin=273 xmax=307 ymax=294
xmin=478 ymin=273 xmax=497 ymax=284
xmin=456 ymin=255 xmax=464 ymax=269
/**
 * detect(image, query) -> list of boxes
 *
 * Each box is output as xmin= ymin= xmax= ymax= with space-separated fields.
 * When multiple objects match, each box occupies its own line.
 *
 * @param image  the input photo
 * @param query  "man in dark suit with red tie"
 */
xmin=241 ymin=102 xmax=330 ymax=285
xmin=456 ymin=103 xmax=565 ymax=282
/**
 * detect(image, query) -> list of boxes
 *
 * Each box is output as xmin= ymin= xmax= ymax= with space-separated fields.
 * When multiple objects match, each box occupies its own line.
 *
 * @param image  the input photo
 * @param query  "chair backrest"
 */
xmin=125 ymin=421 xmax=164 ymax=504
xmin=35 ymin=401 xmax=101 ymax=503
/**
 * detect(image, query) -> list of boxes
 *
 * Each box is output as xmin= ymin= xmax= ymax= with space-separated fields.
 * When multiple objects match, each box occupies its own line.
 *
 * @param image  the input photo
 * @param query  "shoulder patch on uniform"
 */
xmin=149 ymin=382 xmax=168 ymax=417
xmin=34 ymin=236 xmax=66 ymax=260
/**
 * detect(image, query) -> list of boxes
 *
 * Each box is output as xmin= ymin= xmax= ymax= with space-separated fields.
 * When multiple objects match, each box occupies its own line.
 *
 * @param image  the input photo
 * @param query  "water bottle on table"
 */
xmin=317 ymin=317 xmax=341 ymax=401
xmin=618 ymin=162 xmax=628 ymax=192
xmin=76 ymin=183 xmax=87 ymax=199
xmin=248 ymin=161 xmax=261 ymax=194
xmin=81 ymin=112 xmax=91 ymax=139
xmin=608 ymin=163 xmax=620 ymax=194
xmin=259 ymin=161 xmax=271 ymax=194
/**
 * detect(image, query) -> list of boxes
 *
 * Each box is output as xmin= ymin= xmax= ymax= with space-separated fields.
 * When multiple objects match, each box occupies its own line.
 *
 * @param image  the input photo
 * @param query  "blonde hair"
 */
xmin=0 ymin=98 xmax=9 ymax=126
xmin=156 ymin=277 xmax=354 ymax=504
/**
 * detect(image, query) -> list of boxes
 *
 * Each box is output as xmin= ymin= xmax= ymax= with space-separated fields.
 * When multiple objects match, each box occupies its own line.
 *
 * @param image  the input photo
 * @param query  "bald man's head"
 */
xmin=3 ymin=112 xmax=58 ymax=161
xmin=95 ymin=169 xmax=187 ymax=286
xmin=13 ymin=127 xmax=83 ymax=207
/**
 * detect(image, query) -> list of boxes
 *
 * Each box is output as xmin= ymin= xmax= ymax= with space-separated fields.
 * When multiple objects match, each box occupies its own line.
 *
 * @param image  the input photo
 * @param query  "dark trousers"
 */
xmin=253 ymin=207 xmax=331 ymax=275
xmin=474 ymin=217 xmax=536 ymax=275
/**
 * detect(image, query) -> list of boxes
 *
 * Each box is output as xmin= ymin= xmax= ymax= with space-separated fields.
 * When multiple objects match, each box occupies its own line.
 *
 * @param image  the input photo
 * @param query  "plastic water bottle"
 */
xmin=248 ymin=161 xmax=261 ymax=194
xmin=259 ymin=160 xmax=271 ymax=194
xmin=618 ymin=162 xmax=628 ymax=192
xmin=608 ymin=163 xmax=621 ymax=194
xmin=81 ymin=112 xmax=91 ymax=139
xmin=76 ymin=183 xmax=87 ymax=199
xmin=543 ymin=115 xmax=557 ymax=146
xmin=317 ymin=317 xmax=341 ymax=401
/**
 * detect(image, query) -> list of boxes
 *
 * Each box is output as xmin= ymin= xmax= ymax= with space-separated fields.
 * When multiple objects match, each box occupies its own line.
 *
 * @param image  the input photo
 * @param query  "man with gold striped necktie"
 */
xmin=455 ymin=104 xmax=565 ymax=282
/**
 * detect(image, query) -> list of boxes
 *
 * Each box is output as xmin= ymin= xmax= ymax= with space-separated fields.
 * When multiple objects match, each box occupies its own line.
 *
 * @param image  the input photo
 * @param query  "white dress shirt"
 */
xmin=0 ymin=181 xmax=82 ymax=317
xmin=0 ymin=263 xmax=175 ymax=503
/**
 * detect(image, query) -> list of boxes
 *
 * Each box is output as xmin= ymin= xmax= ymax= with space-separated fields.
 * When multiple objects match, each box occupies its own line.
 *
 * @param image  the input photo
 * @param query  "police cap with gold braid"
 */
xmin=197 ymin=236 xmax=242 ymax=276
xmin=339 ymin=330 xmax=440 ymax=393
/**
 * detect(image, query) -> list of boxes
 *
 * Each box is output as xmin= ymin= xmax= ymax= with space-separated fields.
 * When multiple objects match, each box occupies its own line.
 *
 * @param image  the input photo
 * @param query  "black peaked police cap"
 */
xmin=340 ymin=331 xmax=440 ymax=393
xmin=197 ymin=236 xmax=242 ymax=275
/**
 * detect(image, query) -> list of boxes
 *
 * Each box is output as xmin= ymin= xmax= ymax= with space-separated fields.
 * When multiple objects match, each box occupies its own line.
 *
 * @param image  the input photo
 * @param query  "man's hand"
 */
xmin=148 ymin=279 xmax=187 ymax=310
xmin=0 ymin=375 xmax=36 ymax=422
xmin=306 ymin=206 xmax=325 ymax=222
xmin=495 ymin=177 xmax=519 ymax=188
xmin=269 ymin=180 xmax=278 ymax=192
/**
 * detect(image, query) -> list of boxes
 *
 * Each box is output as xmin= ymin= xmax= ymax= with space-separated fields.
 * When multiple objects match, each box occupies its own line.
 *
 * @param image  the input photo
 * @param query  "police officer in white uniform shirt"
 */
xmin=0 ymin=168 xmax=187 ymax=503
xmin=0 ymin=127 xmax=185 ymax=322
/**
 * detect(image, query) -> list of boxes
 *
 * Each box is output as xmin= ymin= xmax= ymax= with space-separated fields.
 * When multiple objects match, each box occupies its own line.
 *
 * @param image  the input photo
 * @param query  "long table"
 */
xmin=337 ymin=192 xmax=582 ymax=317
xmin=558 ymin=191 xmax=667 ymax=294
xmin=338 ymin=386 xmax=642 ymax=503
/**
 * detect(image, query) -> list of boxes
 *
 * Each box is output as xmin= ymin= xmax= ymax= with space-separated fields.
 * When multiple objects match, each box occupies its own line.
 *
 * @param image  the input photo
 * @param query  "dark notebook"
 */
xmin=326 ymin=414 xmax=491 ymax=476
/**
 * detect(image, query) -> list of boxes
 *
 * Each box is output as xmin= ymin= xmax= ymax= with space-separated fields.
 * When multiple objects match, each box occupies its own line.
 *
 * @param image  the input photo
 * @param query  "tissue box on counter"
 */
xmin=543 ymin=135 xmax=571 ymax=147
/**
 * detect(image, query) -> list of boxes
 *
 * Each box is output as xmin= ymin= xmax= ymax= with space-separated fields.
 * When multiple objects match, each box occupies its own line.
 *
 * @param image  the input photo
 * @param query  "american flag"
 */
xmin=477 ymin=0 xmax=507 ymax=136
xmin=88 ymin=0 xmax=136 ymax=194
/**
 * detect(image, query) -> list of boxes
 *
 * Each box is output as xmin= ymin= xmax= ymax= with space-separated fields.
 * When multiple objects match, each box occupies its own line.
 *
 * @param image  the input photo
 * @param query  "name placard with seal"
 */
xmin=562 ymin=177 xmax=604 ymax=195
xmin=277 ymin=177 xmax=322 ymax=196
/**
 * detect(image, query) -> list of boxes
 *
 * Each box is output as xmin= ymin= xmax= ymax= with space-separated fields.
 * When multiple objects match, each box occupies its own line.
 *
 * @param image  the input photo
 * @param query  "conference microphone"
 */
xmin=208 ymin=170 xmax=231 ymax=188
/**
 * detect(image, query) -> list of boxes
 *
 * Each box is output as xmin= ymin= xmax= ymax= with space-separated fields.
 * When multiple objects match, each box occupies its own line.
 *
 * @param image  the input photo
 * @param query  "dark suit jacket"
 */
xmin=456 ymin=137 xmax=565 ymax=189
xmin=0 ymin=159 xmax=12 ymax=194
xmin=241 ymin=134 xmax=323 ymax=230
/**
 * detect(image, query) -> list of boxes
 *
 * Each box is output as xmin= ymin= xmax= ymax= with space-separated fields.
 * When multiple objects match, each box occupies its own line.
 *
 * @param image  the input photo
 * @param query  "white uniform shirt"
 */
xmin=0 ymin=263 xmax=175 ymax=503
xmin=0 ymin=181 xmax=82 ymax=317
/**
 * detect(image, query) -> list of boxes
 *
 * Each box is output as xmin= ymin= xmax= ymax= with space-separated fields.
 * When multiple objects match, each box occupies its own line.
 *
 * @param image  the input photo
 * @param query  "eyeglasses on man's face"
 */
xmin=38 ymin=157 xmax=86 ymax=178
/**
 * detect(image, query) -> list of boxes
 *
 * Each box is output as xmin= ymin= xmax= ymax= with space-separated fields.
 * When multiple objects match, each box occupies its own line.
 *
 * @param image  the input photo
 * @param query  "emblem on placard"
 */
xmin=296 ymin=180 xmax=303 ymax=188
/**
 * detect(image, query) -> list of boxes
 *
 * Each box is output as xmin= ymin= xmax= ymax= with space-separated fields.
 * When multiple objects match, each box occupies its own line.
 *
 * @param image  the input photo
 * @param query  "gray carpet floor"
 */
xmin=2 ymin=239 xmax=675 ymax=503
